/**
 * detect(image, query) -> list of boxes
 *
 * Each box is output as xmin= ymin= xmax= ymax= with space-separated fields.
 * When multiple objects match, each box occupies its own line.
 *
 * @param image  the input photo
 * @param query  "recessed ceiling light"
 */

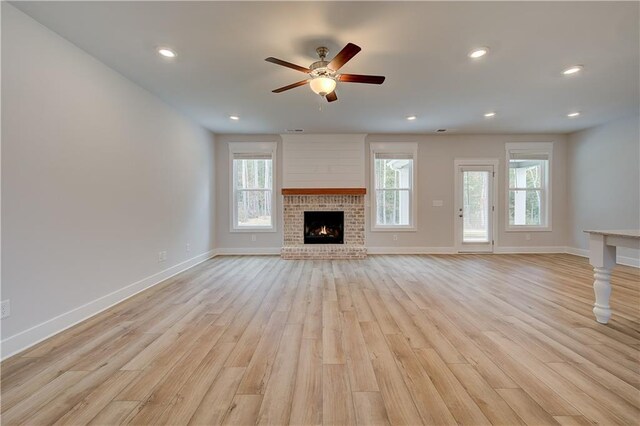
xmin=484 ymin=112 xmax=496 ymax=118
xmin=406 ymin=115 xmax=417 ymax=121
xmin=469 ymin=47 xmax=489 ymax=59
xmin=563 ymin=65 xmax=583 ymax=75
xmin=229 ymin=115 xmax=240 ymax=120
xmin=567 ymin=111 xmax=580 ymax=118
xmin=436 ymin=129 xmax=447 ymax=133
xmin=157 ymin=47 xmax=177 ymax=58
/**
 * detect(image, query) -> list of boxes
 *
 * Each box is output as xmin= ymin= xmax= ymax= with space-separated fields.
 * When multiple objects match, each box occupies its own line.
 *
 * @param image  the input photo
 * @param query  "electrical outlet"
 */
xmin=158 ymin=251 xmax=167 ymax=263
xmin=186 ymin=243 xmax=191 ymax=253
xmin=1 ymin=300 xmax=10 ymax=319
xmin=393 ymin=234 xmax=398 ymax=241
xmin=525 ymin=233 xmax=531 ymax=241
xmin=251 ymin=234 xmax=257 ymax=242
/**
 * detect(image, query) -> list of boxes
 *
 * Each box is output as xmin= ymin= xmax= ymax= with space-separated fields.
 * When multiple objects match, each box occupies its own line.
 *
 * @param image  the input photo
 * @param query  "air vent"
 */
xmin=436 ymin=129 xmax=447 ymax=133
xmin=285 ymin=129 xmax=304 ymax=133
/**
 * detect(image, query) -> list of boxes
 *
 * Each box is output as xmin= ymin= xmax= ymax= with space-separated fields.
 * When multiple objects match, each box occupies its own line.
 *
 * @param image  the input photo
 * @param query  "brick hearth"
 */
xmin=282 ymin=193 xmax=366 ymax=259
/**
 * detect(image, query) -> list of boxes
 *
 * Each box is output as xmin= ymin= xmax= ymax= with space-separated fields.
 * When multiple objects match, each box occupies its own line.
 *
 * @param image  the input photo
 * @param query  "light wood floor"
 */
xmin=1 ymin=254 xmax=639 ymax=425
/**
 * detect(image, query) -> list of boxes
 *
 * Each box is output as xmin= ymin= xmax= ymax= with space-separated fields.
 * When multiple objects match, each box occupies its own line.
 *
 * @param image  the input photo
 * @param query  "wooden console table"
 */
xmin=584 ymin=229 xmax=640 ymax=324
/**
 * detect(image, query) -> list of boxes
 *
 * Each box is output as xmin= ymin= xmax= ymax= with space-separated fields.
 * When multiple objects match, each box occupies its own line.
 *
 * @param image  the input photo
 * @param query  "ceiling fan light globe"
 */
xmin=309 ymin=77 xmax=337 ymax=96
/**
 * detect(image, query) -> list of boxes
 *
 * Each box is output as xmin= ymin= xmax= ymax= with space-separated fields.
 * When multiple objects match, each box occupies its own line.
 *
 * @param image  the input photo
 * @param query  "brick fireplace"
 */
xmin=281 ymin=189 xmax=366 ymax=259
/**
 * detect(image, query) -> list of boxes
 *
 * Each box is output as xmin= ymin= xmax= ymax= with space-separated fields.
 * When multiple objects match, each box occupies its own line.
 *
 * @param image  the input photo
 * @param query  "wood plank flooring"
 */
xmin=1 ymin=254 xmax=639 ymax=425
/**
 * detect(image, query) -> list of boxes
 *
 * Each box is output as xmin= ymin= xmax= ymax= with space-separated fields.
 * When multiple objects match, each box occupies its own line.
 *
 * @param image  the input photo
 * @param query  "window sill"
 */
xmin=371 ymin=226 xmax=417 ymax=232
xmin=505 ymin=226 xmax=552 ymax=232
xmin=231 ymin=227 xmax=277 ymax=233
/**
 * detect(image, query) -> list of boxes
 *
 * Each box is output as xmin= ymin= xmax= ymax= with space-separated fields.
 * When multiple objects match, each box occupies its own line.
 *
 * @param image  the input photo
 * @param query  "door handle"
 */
xmin=459 ymin=214 xmax=463 ymax=218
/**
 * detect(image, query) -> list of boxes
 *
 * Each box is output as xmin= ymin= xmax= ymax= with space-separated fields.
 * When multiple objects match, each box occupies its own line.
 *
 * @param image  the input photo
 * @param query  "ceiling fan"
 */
xmin=265 ymin=43 xmax=385 ymax=102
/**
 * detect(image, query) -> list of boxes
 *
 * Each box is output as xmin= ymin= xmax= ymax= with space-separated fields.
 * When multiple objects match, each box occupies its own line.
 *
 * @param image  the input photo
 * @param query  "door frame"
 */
xmin=453 ymin=158 xmax=499 ymax=253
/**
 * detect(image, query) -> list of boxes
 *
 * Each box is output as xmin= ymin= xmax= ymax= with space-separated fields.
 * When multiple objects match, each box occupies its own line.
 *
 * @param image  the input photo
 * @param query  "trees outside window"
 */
xmin=506 ymin=143 xmax=552 ymax=231
xmin=371 ymin=143 xmax=417 ymax=231
xmin=230 ymin=143 xmax=276 ymax=231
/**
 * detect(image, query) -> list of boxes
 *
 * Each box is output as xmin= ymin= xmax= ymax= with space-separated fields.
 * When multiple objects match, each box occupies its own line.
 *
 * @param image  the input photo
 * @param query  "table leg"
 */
xmin=592 ymin=266 xmax=612 ymax=324
xmin=588 ymin=234 xmax=617 ymax=324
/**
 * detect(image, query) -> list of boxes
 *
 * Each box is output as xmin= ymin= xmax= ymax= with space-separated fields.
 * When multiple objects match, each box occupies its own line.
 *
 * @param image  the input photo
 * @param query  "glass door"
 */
xmin=456 ymin=165 xmax=494 ymax=252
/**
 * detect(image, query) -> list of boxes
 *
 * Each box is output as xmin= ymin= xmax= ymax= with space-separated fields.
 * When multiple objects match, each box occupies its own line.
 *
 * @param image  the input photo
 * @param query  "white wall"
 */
xmin=1 ymin=5 xmax=216 ymax=357
xmin=567 ymin=115 xmax=640 ymax=263
xmin=215 ymin=133 xmax=569 ymax=252
xmin=365 ymin=134 xmax=568 ymax=251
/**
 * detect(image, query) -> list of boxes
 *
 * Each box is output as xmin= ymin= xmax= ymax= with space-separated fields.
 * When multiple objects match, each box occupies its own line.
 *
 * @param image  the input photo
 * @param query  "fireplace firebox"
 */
xmin=304 ymin=211 xmax=344 ymax=244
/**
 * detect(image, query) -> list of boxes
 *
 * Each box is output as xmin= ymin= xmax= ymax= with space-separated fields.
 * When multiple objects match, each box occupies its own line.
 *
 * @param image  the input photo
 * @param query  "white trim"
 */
xmin=565 ymin=246 xmax=589 ymax=257
xmin=1 ymin=249 xmax=217 ymax=360
xmin=453 ymin=158 xmax=499 ymax=253
xmin=214 ymin=247 xmax=281 ymax=255
xmin=565 ymin=246 xmax=640 ymax=268
xmin=367 ymin=246 xmax=456 ymax=254
xmin=212 ymin=246 xmax=640 ymax=267
xmin=229 ymin=142 xmax=277 ymax=233
xmin=213 ymin=246 xmax=640 ymax=267
xmin=504 ymin=226 xmax=552 ymax=232
xmin=229 ymin=227 xmax=277 ymax=233
xmin=368 ymin=226 xmax=417 ymax=233
xmin=370 ymin=142 xmax=418 ymax=232
xmin=494 ymin=246 xmax=566 ymax=254
xmin=505 ymin=142 xmax=553 ymax=232
xmin=505 ymin=142 xmax=554 ymax=152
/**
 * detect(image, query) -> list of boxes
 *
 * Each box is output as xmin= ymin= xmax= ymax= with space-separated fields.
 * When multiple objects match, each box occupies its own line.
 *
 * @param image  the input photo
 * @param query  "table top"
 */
xmin=584 ymin=229 xmax=640 ymax=239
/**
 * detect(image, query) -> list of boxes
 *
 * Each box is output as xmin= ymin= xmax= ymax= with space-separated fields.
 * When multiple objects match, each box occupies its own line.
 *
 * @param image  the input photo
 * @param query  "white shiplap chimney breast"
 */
xmin=281 ymin=134 xmax=366 ymax=188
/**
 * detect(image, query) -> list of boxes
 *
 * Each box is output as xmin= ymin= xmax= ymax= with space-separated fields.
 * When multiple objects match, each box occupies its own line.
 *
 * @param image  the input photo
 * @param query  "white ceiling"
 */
xmin=12 ymin=1 xmax=640 ymax=134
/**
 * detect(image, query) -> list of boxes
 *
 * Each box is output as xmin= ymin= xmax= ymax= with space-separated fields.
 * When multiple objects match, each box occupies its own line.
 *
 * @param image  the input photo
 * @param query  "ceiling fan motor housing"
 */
xmin=310 ymin=47 xmax=335 ymax=77
xmin=310 ymin=61 xmax=333 ymax=76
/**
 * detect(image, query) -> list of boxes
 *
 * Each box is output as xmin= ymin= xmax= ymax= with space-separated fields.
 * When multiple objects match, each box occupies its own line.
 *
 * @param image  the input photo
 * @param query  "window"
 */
xmin=230 ymin=143 xmax=276 ymax=231
xmin=506 ymin=143 xmax=552 ymax=231
xmin=371 ymin=143 xmax=417 ymax=230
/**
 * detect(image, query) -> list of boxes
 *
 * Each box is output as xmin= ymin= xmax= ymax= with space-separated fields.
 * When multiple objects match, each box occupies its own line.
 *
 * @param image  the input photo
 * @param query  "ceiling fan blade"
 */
xmin=265 ymin=57 xmax=310 ymax=73
xmin=326 ymin=91 xmax=338 ymax=102
xmin=272 ymin=79 xmax=310 ymax=93
xmin=338 ymin=74 xmax=386 ymax=84
xmin=327 ymin=43 xmax=361 ymax=71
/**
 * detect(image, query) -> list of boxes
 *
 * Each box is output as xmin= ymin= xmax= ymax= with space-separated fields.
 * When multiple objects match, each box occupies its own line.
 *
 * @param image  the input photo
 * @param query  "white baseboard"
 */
xmin=215 ymin=245 xmax=640 ymax=267
xmin=565 ymin=246 xmax=589 ymax=257
xmin=214 ymin=247 xmax=280 ymax=255
xmin=215 ymin=246 xmax=458 ymax=255
xmin=367 ymin=247 xmax=456 ymax=255
xmin=565 ymin=246 xmax=640 ymax=268
xmin=494 ymin=246 xmax=566 ymax=254
xmin=213 ymin=246 xmax=568 ymax=256
xmin=1 ymin=249 xmax=217 ymax=360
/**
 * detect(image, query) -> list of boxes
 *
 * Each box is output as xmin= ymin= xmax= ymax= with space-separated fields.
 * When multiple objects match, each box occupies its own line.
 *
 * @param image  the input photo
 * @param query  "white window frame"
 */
xmin=370 ymin=142 xmax=418 ymax=231
xmin=229 ymin=142 xmax=277 ymax=232
xmin=505 ymin=142 xmax=553 ymax=232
